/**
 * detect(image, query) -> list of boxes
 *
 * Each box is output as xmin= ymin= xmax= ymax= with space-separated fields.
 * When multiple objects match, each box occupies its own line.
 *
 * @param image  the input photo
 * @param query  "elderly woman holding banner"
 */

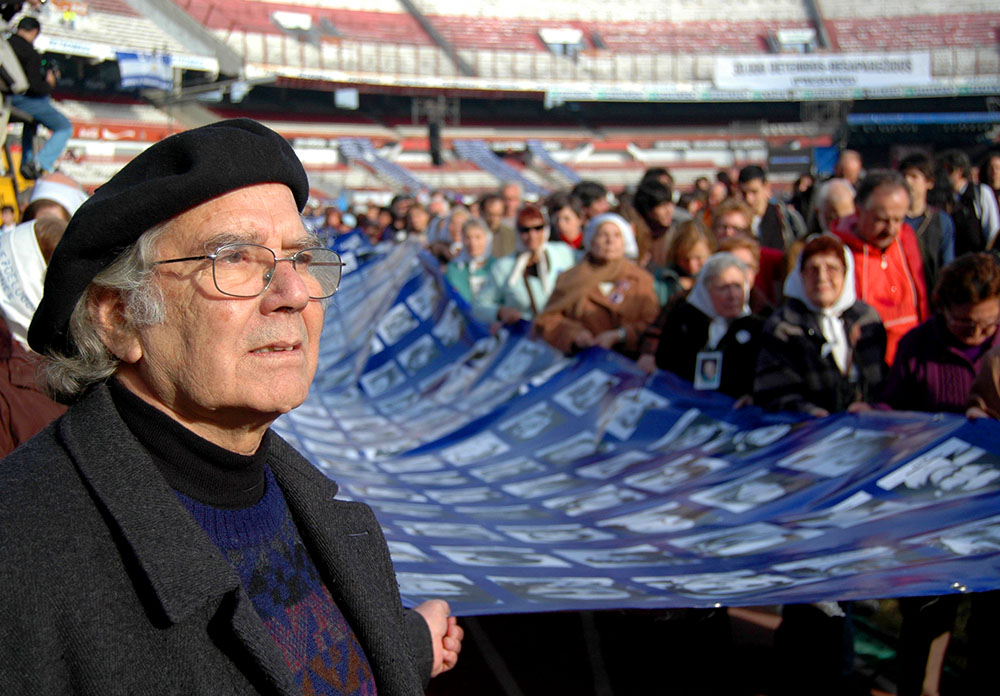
xmin=754 ymin=234 xmax=887 ymax=416
xmin=443 ymin=217 xmax=499 ymax=323
xmin=534 ymin=212 xmax=658 ymax=358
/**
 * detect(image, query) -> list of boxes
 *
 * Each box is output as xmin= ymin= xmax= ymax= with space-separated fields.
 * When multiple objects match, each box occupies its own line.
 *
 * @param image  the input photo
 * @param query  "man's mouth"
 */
xmin=252 ymin=344 xmax=298 ymax=354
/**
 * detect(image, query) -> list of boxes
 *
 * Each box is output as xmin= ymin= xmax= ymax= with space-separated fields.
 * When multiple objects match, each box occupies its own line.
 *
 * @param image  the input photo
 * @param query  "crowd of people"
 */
xmin=308 ymin=146 xmax=1000 ymax=695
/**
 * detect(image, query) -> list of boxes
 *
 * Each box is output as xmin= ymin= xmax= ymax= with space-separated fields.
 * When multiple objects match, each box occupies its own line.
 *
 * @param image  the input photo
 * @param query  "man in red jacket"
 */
xmin=833 ymin=170 xmax=929 ymax=365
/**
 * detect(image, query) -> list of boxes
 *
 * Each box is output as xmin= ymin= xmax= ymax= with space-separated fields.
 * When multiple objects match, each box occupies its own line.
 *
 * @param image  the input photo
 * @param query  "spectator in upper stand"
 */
xmin=8 ymin=17 xmax=72 ymax=180
xmin=835 ymin=149 xmax=864 ymax=188
xmin=938 ymin=149 xmax=1000 ymax=255
xmin=479 ymin=203 xmax=576 ymax=325
xmin=754 ymin=234 xmax=887 ymax=417
xmin=480 ymin=192 xmax=516 ymax=258
xmin=534 ymin=212 xmax=657 ymax=360
xmin=810 ymin=178 xmax=856 ymax=235
xmin=500 ymin=181 xmax=522 ymax=228
xmin=1 ymin=205 xmax=15 ymax=233
xmin=571 ymin=180 xmax=610 ymax=222
xmin=878 ymin=252 xmax=1000 ymax=414
xmin=545 ymin=190 xmax=585 ymax=250
xmin=21 ymin=172 xmax=88 ymax=223
xmin=651 ymin=252 xmax=764 ymax=401
xmin=831 ymin=170 xmax=929 ymax=365
xmin=711 ymin=197 xmax=785 ymax=307
xmin=405 ymin=203 xmax=431 ymax=245
xmin=899 ymin=152 xmax=955 ymax=294
xmin=380 ymin=193 xmax=413 ymax=243
xmin=443 ymin=217 xmax=497 ymax=324
xmin=738 ymin=165 xmax=807 ymax=251
xmin=979 ymin=149 xmax=1000 ymax=210
xmin=632 ymin=179 xmax=681 ymax=270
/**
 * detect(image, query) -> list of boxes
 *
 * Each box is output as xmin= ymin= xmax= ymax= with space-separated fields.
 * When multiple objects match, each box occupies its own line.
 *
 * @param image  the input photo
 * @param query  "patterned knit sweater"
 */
xmin=110 ymin=380 xmax=377 ymax=695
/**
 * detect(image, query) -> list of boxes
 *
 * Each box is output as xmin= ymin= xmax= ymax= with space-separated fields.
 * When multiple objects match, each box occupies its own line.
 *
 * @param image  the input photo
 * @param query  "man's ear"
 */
xmin=88 ymin=288 xmax=143 ymax=364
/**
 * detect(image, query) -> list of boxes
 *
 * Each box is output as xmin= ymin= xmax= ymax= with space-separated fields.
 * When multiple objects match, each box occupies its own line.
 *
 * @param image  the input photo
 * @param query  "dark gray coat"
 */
xmin=0 ymin=384 xmax=429 ymax=695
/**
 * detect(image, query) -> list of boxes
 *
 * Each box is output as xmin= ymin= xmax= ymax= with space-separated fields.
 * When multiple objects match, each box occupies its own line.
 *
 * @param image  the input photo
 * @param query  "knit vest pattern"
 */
xmin=178 ymin=470 xmax=378 ymax=696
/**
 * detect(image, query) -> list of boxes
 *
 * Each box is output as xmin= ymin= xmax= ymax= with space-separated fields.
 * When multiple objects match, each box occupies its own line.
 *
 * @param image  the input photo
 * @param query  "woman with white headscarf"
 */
xmin=535 ymin=212 xmax=658 ymax=358
xmin=754 ymin=234 xmax=887 ymax=416
xmin=654 ymin=252 xmax=763 ymax=399
xmin=444 ymin=217 xmax=500 ymax=323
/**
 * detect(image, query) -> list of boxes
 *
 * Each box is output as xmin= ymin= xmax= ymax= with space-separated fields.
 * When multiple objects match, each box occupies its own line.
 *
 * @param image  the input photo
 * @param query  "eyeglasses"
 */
xmin=153 ymin=243 xmax=344 ymax=299
xmin=944 ymin=308 xmax=1000 ymax=333
xmin=519 ymin=224 xmax=546 ymax=233
xmin=714 ymin=223 xmax=751 ymax=236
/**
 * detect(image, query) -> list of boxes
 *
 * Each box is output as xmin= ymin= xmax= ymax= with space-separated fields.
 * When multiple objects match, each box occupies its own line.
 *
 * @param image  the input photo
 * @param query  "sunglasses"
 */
xmin=519 ymin=224 xmax=545 ymax=233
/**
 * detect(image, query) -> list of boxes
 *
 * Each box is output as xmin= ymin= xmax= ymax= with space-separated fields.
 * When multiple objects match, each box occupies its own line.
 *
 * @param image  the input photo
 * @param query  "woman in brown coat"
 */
xmin=534 ymin=213 xmax=660 ymax=359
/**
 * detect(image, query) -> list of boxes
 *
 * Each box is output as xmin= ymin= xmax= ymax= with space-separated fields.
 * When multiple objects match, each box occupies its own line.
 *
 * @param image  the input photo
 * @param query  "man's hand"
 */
xmin=414 ymin=599 xmax=463 ymax=678
xmin=593 ymin=329 xmax=621 ymax=350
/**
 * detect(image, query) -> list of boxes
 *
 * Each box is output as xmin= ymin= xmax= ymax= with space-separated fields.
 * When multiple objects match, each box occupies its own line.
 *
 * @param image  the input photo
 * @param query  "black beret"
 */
xmin=29 ymin=118 xmax=309 ymax=356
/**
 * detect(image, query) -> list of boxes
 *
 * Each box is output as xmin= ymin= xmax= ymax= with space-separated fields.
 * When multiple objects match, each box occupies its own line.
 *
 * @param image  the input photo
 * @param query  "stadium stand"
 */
xmin=338 ymin=136 xmax=430 ymax=192
xmin=527 ymin=139 xmax=580 ymax=186
xmin=453 ymin=139 xmax=549 ymax=196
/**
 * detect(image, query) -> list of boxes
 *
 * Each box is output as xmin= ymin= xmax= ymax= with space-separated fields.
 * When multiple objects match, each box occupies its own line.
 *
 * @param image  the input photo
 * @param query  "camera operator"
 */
xmin=7 ymin=14 xmax=71 ymax=179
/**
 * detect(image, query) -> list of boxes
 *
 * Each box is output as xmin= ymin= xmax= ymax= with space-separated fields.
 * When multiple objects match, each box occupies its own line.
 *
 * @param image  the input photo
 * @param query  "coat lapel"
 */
xmin=58 ymin=384 xmax=299 ymax=695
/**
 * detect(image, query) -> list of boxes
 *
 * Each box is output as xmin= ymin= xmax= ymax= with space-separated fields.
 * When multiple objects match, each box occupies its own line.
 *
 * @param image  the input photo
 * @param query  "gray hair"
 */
xmin=700 ymin=251 xmax=749 ymax=287
xmin=38 ymin=223 xmax=170 ymax=402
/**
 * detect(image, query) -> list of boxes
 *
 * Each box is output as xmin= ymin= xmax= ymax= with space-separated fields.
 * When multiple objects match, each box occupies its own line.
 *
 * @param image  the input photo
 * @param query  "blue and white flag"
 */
xmin=275 ymin=236 xmax=1000 ymax=616
xmin=116 ymin=51 xmax=172 ymax=91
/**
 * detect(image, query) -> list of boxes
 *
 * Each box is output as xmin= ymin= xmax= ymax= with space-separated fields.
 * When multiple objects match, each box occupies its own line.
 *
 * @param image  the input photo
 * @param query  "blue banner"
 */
xmin=273 ymin=236 xmax=1000 ymax=616
xmin=116 ymin=51 xmax=172 ymax=91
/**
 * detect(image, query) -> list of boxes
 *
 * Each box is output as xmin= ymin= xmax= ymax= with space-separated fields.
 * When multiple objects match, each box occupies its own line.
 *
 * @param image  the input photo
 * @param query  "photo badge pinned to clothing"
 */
xmin=694 ymin=350 xmax=722 ymax=390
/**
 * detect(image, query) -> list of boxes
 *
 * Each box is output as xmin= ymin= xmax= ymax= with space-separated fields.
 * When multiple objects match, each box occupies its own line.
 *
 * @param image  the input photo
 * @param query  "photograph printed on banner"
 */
xmin=344 ymin=483 xmax=428 ymax=503
xmin=497 ymin=524 xmax=616 ymax=544
xmin=527 ymin=356 xmax=575 ymax=388
xmin=487 ymin=575 xmax=639 ymax=602
xmin=432 ymin=545 xmax=571 ymax=568
xmin=535 ymin=431 xmax=601 ymax=466
xmin=360 ymin=437 xmax=422 ymax=459
xmin=338 ymin=414 xmax=392 ymax=431
xmin=454 ymin=504 xmax=554 ymax=522
xmin=422 ymin=365 xmax=478 ymax=403
xmin=554 ymin=544 xmax=690 ymax=569
xmin=397 ymin=335 xmax=441 ymax=375
xmin=404 ymin=278 xmax=441 ymax=320
xmin=502 ymin=473 xmax=592 ymax=500
xmin=578 ymin=451 xmax=653 ymax=480
xmin=649 ymin=409 xmax=738 ymax=453
xmin=395 ymin=521 xmax=504 ymax=541
xmin=493 ymin=340 xmax=550 ymax=383
xmin=903 ymin=513 xmax=1000 ymax=557
xmin=312 ymin=458 xmax=390 ymax=485
xmin=374 ymin=388 xmax=421 ymax=415
xmin=424 ymin=487 xmax=508 ymax=505
xmin=359 ymin=360 xmax=407 ymax=397
xmin=634 ymin=569 xmax=801 ymax=599
xmin=553 ymin=370 xmax=619 ymax=416
xmin=376 ymin=303 xmax=421 ymax=346
xmin=399 ymin=471 xmax=472 ymax=488
xmin=496 ymin=401 xmax=567 ymax=442
xmin=369 ymin=333 xmax=385 ymax=355
xmin=782 ymin=490 xmax=918 ymax=529
xmin=468 ymin=456 xmax=546 ymax=483
xmin=878 ymin=437 xmax=1000 ymax=500
xmin=669 ymin=522 xmax=823 ymax=558
xmin=396 ymin=572 xmax=498 ymax=605
xmin=602 ymin=388 xmax=672 ymax=441
xmin=688 ymin=469 xmax=812 ymax=514
xmin=439 ymin=431 xmax=511 ymax=466
xmin=772 ymin=546 xmax=902 ymax=578
xmin=387 ymin=540 xmax=434 ymax=563
xmin=624 ymin=454 xmax=730 ymax=494
xmin=544 ymin=484 xmax=647 ymax=517
xmin=597 ymin=501 xmax=707 ymax=535
xmin=778 ymin=426 xmax=901 ymax=478
xmin=431 ymin=301 xmax=465 ymax=346
xmin=378 ymin=455 xmax=445 ymax=474
xmin=288 ymin=423 xmax=351 ymax=446
xmin=368 ymin=501 xmax=447 ymax=520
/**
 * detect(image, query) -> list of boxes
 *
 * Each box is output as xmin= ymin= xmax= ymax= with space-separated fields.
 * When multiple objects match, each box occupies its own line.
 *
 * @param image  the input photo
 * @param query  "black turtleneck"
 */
xmin=108 ymin=379 xmax=268 ymax=509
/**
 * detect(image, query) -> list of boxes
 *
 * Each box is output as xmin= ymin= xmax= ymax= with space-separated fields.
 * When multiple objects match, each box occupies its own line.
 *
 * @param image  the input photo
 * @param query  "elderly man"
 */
xmin=832 ymin=169 xmax=929 ymax=365
xmin=0 ymin=119 xmax=460 ymax=694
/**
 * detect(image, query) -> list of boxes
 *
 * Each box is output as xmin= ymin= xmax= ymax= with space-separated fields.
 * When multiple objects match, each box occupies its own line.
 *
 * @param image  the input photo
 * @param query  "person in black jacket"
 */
xmin=655 ymin=251 xmax=764 ymax=400
xmin=7 ymin=15 xmax=72 ymax=179
xmin=754 ymin=234 xmax=887 ymax=416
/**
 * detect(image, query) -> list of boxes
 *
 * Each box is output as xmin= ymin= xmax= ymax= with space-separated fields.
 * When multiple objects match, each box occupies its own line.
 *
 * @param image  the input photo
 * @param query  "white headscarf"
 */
xmin=455 ymin=218 xmax=493 ymax=266
xmin=583 ymin=212 xmax=639 ymax=261
xmin=687 ymin=252 xmax=751 ymax=349
xmin=0 ymin=221 xmax=47 ymax=350
xmin=783 ymin=237 xmax=858 ymax=373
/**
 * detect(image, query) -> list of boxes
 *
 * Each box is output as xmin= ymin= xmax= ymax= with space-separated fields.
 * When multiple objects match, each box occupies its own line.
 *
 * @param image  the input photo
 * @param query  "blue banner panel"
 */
xmin=273 ymin=238 xmax=1000 ymax=616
